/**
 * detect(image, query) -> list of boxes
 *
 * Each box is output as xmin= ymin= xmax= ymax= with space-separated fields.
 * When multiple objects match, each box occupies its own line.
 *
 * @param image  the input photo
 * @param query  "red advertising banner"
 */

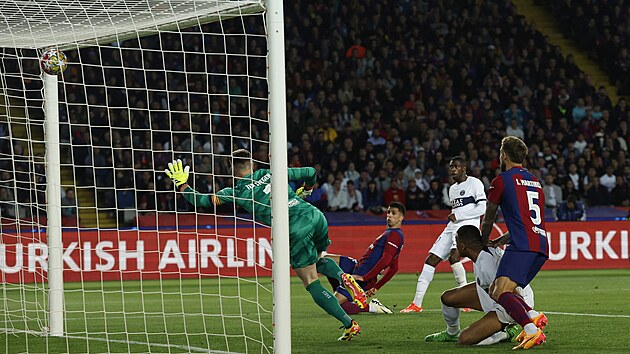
xmin=1 ymin=221 xmax=628 ymax=283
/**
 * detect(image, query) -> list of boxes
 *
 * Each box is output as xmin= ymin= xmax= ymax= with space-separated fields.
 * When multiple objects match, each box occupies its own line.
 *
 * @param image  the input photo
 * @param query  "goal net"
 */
xmin=0 ymin=1 xmax=286 ymax=352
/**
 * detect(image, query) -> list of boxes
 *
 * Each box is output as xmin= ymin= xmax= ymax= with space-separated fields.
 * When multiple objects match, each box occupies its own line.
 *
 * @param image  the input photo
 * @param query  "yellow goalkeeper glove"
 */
xmin=165 ymin=159 xmax=190 ymax=187
xmin=296 ymin=186 xmax=313 ymax=199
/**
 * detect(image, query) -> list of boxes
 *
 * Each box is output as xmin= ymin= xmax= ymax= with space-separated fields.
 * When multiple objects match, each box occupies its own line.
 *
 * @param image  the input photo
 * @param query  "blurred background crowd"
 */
xmin=1 ymin=0 xmax=629 ymax=225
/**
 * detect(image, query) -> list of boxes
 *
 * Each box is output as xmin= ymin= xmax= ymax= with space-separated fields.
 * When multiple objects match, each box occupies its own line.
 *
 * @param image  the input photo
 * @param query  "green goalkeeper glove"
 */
xmin=296 ymin=186 xmax=313 ymax=199
xmin=165 ymin=159 xmax=190 ymax=187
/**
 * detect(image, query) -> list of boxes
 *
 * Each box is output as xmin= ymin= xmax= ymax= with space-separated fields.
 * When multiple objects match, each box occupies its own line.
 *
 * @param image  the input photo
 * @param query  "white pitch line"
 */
xmin=544 ymin=311 xmax=630 ymax=318
xmin=399 ymin=309 xmax=630 ymax=318
xmin=0 ymin=328 xmax=242 ymax=354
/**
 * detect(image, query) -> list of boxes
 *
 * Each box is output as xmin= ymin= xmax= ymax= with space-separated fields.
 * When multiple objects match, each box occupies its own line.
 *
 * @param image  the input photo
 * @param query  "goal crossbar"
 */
xmin=0 ymin=0 xmax=264 ymax=50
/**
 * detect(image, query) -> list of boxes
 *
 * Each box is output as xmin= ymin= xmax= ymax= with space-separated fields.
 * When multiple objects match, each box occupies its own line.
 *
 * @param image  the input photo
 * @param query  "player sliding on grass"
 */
xmin=322 ymin=202 xmax=406 ymax=315
xmin=401 ymin=157 xmax=487 ymax=313
xmin=424 ymin=225 xmax=546 ymax=346
xmin=481 ymin=136 xmax=549 ymax=349
xmin=165 ymin=150 xmax=367 ymax=341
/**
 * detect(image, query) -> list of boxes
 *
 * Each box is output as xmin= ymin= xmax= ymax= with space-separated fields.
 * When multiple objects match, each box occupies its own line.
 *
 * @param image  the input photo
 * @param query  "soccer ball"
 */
xmin=40 ymin=49 xmax=68 ymax=75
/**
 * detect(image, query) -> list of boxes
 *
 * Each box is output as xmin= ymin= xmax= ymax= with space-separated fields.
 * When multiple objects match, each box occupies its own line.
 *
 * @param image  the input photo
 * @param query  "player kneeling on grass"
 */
xmin=322 ymin=202 xmax=406 ymax=315
xmin=424 ymin=225 xmax=547 ymax=346
xmin=165 ymin=151 xmax=367 ymax=341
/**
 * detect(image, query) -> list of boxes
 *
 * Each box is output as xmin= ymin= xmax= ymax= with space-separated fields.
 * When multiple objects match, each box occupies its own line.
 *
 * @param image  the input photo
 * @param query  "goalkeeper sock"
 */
xmin=316 ymin=257 xmax=344 ymax=283
xmin=306 ymin=280 xmax=353 ymax=327
xmin=451 ymin=261 xmax=467 ymax=287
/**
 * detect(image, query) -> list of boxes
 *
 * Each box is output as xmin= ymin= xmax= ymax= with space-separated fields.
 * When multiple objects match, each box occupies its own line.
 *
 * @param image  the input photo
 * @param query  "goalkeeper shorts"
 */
xmin=289 ymin=208 xmax=330 ymax=269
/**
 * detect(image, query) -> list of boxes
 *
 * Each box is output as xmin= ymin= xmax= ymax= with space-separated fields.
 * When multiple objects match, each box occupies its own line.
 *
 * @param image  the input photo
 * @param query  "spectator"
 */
xmin=362 ymin=180 xmax=382 ymax=212
xmin=584 ymin=177 xmax=611 ymax=207
xmin=382 ymin=180 xmax=406 ymax=207
xmin=599 ymin=166 xmax=617 ymax=192
xmin=344 ymin=180 xmax=363 ymax=212
xmin=414 ymin=168 xmax=430 ymax=192
xmin=61 ymin=189 xmax=78 ymax=217
xmin=610 ymin=176 xmax=629 ymax=207
xmin=374 ymin=169 xmax=391 ymax=195
xmin=405 ymin=179 xmax=423 ymax=211
xmin=506 ymin=119 xmax=525 ymax=140
xmin=327 ymin=179 xmax=349 ymax=212
xmin=556 ymin=195 xmax=586 ymax=221
xmin=542 ymin=175 xmax=562 ymax=211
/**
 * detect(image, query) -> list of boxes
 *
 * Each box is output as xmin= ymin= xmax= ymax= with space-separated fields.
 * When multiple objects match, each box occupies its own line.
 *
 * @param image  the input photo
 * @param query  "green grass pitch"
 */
xmin=1 ymin=269 xmax=629 ymax=353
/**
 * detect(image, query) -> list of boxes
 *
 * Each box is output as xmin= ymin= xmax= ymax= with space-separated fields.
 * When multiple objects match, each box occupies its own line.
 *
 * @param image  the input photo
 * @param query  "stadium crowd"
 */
xmin=1 ymin=0 xmax=629 ymax=224
xmin=545 ymin=0 xmax=630 ymax=95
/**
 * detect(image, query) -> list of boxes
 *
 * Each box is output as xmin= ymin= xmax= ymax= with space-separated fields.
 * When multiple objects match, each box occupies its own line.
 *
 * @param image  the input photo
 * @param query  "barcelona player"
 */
xmin=324 ymin=202 xmax=406 ymax=315
xmin=481 ymin=137 xmax=549 ymax=350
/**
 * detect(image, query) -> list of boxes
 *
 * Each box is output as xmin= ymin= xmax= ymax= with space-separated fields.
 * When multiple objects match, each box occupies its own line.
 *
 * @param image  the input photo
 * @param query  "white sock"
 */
xmin=524 ymin=323 xmax=538 ymax=335
xmin=477 ymin=331 xmax=507 ymax=345
xmin=528 ymin=310 xmax=540 ymax=319
xmin=412 ymin=264 xmax=436 ymax=306
xmin=442 ymin=303 xmax=460 ymax=335
xmin=451 ymin=261 xmax=467 ymax=287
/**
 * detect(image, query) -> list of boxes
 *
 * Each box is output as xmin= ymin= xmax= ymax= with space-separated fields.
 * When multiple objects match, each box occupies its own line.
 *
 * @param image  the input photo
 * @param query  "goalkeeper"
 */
xmin=165 ymin=149 xmax=366 ymax=341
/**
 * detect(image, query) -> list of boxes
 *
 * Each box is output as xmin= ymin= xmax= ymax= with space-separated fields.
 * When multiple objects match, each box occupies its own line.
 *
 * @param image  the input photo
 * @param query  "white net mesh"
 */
xmin=1 ymin=1 xmax=274 ymax=352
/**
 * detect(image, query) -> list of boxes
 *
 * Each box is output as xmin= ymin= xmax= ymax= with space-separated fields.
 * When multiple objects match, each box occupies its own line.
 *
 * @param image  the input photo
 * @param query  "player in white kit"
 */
xmin=425 ymin=225 xmax=544 ymax=345
xmin=401 ymin=157 xmax=487 ymax=313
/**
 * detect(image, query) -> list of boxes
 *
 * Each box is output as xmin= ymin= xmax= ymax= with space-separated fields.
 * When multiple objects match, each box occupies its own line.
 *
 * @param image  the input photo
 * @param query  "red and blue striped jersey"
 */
xmin=355 ymin=228 xmax=404 ymax=290
xmin=487 ymin=167 xmax=548 ymax=256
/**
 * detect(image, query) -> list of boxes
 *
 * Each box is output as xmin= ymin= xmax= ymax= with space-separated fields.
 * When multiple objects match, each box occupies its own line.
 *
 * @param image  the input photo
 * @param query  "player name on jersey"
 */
xmin=515 ymin=179 xmax=542 ymax=188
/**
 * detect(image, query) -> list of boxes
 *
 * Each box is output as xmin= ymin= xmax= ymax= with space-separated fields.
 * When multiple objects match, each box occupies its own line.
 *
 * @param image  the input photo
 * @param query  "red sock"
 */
xmin=341 ymin=301 xmax=368 ymax=315
xmin=497 ymin=292 xmax=533 ymax=328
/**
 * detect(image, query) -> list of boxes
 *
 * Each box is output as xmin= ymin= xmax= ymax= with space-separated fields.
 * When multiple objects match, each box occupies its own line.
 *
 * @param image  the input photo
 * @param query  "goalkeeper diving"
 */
xmin=165 ymin=150 xmax=366 ymax=341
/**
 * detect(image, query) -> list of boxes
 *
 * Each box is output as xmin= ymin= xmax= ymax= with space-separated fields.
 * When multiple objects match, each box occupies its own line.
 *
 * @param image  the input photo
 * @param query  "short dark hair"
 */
xmin=450 ymin=156 xmax=467 ymax=168
xmin=501 ymin=136 xmax=528 ymax=164
xmin=231 ymin=149 xmax=251 ymax=171
xmin=456 ymin=225 xmax=484 ymax=250
xmin=388 ymin=202 xmax=406 ymax=216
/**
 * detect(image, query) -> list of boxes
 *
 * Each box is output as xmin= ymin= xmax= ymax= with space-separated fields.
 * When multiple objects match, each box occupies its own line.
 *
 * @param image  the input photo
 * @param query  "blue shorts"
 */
xmin=335 ymin=256 xmax=366 ymax=302
xmin=496 ymin=249 xmax=548 ymax=288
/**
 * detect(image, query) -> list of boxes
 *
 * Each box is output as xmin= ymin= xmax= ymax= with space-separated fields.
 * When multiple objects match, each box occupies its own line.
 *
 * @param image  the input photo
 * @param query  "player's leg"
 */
xmin=310 ymin=209 xmax=367 ymax=309
xmin=458 ymin=312 xmax=504 ymax=345
xmin=402 ymin=231 xmax=452 ymax=313
xmin=425 ymin=283 xmax=479 ymax=342
xmin=491 ymin=251 xmax=546 ymax=349
xmin=448 ymin=248 xmax=467 ymax=288
xmin=441 ymin=282 xmax=482 ymax=310
xmin=290 ymin=217 xmax=359 ymax=340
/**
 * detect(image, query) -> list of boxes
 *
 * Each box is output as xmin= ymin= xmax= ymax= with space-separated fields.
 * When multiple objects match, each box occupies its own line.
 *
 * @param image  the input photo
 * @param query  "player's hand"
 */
xmin=366 ymin=288 xmax=377 ymax=297
xmin=165 ymin=159 xmax=190 ymax=187
xmin=351 ymin=274 xmax=364 ymax=282
xmin=296 ymin=186 xmax=313 ymax=199
xmin=447 ymin=213 xmax=457 ymax=222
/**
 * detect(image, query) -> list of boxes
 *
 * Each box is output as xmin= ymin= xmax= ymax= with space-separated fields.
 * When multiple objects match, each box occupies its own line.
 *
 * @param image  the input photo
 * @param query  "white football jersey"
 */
xmin=446 ymin=176 xmax=486 ymax=230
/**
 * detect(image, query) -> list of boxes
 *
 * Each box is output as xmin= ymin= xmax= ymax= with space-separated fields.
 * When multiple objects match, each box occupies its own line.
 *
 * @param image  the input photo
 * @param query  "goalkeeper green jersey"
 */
xmin=181 ymin=167 xmax=318 ymax=226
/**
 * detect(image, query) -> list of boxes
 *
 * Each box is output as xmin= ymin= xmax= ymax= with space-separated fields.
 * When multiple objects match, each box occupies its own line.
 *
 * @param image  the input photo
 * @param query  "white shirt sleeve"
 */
xmin=453 ymin=178 xmax=487 ymax=221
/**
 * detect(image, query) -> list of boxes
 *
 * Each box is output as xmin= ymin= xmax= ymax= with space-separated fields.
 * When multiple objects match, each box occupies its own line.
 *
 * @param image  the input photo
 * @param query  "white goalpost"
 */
xmin=0 ymin=0 xmax=290 ymax=352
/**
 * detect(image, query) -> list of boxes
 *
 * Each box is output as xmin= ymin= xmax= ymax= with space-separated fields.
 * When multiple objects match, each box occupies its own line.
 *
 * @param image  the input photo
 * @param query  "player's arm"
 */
xmin=488 ymin=231 xmax=510 ymax=247
xmin=481 ymin=201 xmax=499 ymax=245
xmin=360 ymin=233 xmax=403 ymax=281
xmin=165 ymin=159 xmax=233 ymax=207
xmin=289 ymin=167 xmax=317 ymax=198
xmin=481 ymin=176 xmax=503 ymax=245
xmin=452 ymin=180 xmax=487 ymax=221
xmin=373 ymin=256 xmax=399 ymax=291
